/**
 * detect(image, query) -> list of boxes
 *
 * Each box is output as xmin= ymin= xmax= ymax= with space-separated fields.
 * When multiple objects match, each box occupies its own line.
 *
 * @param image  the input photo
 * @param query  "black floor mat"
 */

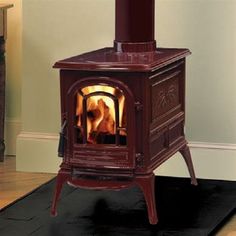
xmin=0 ymin=176 xmax=236 ymax=236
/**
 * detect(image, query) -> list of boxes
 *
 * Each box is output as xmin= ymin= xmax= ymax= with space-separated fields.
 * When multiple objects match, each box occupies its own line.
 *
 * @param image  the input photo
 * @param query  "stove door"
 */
xmin=66 ymin=77 xmax=135 ymax=170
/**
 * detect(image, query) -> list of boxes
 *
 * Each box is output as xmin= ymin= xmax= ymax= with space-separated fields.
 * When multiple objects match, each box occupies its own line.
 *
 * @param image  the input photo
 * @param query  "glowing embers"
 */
xmin=76 ymin=85 xmax=127 ymax=145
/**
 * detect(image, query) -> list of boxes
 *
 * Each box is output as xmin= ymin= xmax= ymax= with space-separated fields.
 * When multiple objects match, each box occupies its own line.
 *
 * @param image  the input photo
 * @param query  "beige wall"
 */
xmin=157 ymin=0 xmax=236 ymax=144
xmin=21 ymin=0 xmax=114 ymax=133
xmin=3 ymin=0 xmax=22 ymax=155
xmin=17 ymin=0 xmax=236 ymax=177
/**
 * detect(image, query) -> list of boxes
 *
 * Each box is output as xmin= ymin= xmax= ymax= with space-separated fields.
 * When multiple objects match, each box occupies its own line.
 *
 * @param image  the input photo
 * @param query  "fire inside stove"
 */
xmin=76 ymin=85 xmax=127 ymax=145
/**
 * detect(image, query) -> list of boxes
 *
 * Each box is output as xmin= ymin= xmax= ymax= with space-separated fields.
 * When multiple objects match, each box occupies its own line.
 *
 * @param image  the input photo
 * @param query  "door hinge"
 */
xmin=135 ymin=101 xmax=143 ymax=111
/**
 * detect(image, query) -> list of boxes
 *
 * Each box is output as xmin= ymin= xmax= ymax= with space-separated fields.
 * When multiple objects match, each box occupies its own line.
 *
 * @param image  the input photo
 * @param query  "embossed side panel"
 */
xmin=149 ymin=60 xmax=185 ymax=129
xmin=152 ymin=71 xmax=180 ymax=121
xmin=148 ymin=61 xmax=186 ymax=165
xmin=169 ymin=119 xmax=184 ymax=146
xmin=150 ymin=127 xmax=168 ymax=161
xmin=149 ymin=117 xmax=185 ymax=162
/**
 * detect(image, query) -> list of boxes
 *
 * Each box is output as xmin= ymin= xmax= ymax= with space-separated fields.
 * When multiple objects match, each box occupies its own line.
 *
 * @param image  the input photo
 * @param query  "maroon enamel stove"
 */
xmin=51 ymin=0 xmax=197 ymax=225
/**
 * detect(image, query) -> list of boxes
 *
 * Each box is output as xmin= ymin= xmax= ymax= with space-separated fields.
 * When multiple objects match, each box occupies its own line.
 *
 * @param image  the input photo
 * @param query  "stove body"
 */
xmin=51 ymin=0 xmax=197 ymax=225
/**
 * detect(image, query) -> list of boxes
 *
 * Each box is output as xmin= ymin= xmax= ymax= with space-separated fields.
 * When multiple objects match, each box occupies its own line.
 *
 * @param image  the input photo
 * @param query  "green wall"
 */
xmin=156 ymin=0 xmax=236 ymax=143
xmin=21 ymin=0 xmax=236 ymax=143
xmin=22 ymin=0 xmax=114 ymax=133
xmin=18 ymin=0 xmax=236 ymax=174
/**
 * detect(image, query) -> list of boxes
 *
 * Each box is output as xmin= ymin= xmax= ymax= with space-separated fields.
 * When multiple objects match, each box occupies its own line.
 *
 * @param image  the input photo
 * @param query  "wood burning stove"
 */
xmin=51 ymin=0 xmax=197 ymax=225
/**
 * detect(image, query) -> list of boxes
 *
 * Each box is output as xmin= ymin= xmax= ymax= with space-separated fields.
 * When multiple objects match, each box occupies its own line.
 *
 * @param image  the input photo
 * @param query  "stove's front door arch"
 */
xmin=66 ymin=76 xmax=136 ymax=170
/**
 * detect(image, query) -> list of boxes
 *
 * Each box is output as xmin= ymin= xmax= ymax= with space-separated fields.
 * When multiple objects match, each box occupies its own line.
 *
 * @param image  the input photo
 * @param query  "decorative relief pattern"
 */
xmin=152 ymin=76 xmax=180 ymax=120
xmin=157 ymin=84 xmax=177 ymax=109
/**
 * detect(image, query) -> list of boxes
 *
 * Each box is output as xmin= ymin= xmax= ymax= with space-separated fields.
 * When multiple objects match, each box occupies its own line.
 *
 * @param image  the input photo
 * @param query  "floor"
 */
xmin=0 ymin=156 xmax=56 ymax=209
xmin=0 ymin=156 xmax=235 ymax=235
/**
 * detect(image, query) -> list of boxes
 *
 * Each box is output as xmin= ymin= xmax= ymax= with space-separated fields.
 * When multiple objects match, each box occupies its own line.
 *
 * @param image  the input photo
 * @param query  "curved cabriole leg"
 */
xmin=135 ymin=173 xmax=158 ymax=225
xmin=51 ymin=168 xmax=71 ymax=216
xmin=180 ymin=144 xmax=198 ymax=186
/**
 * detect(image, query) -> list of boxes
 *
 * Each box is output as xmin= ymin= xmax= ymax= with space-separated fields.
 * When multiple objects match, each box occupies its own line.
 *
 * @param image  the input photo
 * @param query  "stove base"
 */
xmin=51 ymin=169 xmax=158 ymax=224
xmin=51 ymin=144 xmax=197 ymax=225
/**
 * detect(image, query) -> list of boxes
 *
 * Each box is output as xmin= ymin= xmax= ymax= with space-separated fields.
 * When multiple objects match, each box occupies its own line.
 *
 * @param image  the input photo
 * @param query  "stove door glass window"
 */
xmin=75 ymin=85 xmax=127 ymax=145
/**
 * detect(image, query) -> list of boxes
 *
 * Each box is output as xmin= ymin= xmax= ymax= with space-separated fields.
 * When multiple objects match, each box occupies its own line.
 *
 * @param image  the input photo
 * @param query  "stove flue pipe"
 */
xmin=114 ymin=0 xmax=156 ymax=53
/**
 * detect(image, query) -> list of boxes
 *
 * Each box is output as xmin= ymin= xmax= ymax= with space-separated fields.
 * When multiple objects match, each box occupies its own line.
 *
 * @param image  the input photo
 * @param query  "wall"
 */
xmin=3 ymin=0 xmax=22 ymax=155
xmin=156 ymin=0 xmax=236 ymax=144
xmin=17 ymin=0 xmax=236 ymax=179
xmin=17 ymin=0 xmax=114 ymax=173
xmin=155 ymin=0 xmax=236 ymax=180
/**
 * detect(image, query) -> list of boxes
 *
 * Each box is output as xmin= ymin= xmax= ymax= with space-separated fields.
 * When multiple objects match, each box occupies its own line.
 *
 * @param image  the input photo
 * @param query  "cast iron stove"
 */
xmin=51 ymin=0 xmax=197 ymax=224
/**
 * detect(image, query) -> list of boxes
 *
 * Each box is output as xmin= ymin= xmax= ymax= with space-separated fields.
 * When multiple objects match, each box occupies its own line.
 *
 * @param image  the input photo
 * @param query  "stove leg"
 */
xmin=135 ymin=173 xmax=158 ymax=225
xmin=180 ymin=144 xmax=198 ymax=186
xmin=51 ymin=168 xmax=71 ymax=216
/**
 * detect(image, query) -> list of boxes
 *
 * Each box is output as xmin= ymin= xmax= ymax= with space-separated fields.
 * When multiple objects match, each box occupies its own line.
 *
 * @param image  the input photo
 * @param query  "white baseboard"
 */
xmin=189 ymin=141 xmax=236 ymax=150
xmin=16 ymin=132 xmax=60 ymax=173
xmin=4 ymin=119 xmax=22 ymax=155
xmin=156 ymin=141 xmax=236 ymax=181
xmin=16 ymin=132 xmax=236 ymax=180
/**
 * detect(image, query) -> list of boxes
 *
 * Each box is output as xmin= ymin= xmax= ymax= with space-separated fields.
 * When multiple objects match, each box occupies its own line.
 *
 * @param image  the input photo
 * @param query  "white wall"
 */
xmin=17 ymin=0 xmax=236 ymax=179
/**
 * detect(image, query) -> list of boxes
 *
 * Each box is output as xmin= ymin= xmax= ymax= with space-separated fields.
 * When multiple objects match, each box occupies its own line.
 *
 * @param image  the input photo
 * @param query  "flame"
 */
xmin=76 ymin=85 xmax=126 ymax=144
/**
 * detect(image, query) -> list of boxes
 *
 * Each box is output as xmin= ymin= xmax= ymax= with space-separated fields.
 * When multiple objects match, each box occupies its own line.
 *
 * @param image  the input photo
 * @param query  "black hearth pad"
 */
xmin=0 ymin=176 xmax=236 ymax=236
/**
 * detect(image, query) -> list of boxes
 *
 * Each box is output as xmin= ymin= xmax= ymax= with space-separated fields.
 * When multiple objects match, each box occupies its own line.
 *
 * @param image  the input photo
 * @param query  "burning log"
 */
xmin=87 ymin=99 xmax=115 ymax=143
xmin=96 ymin=99 xmax=115 ymax=134
xmin=76 ymin=86 xmax=127 ymax=145
xmin=89 ymin=131 xmax=127 ymax=145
